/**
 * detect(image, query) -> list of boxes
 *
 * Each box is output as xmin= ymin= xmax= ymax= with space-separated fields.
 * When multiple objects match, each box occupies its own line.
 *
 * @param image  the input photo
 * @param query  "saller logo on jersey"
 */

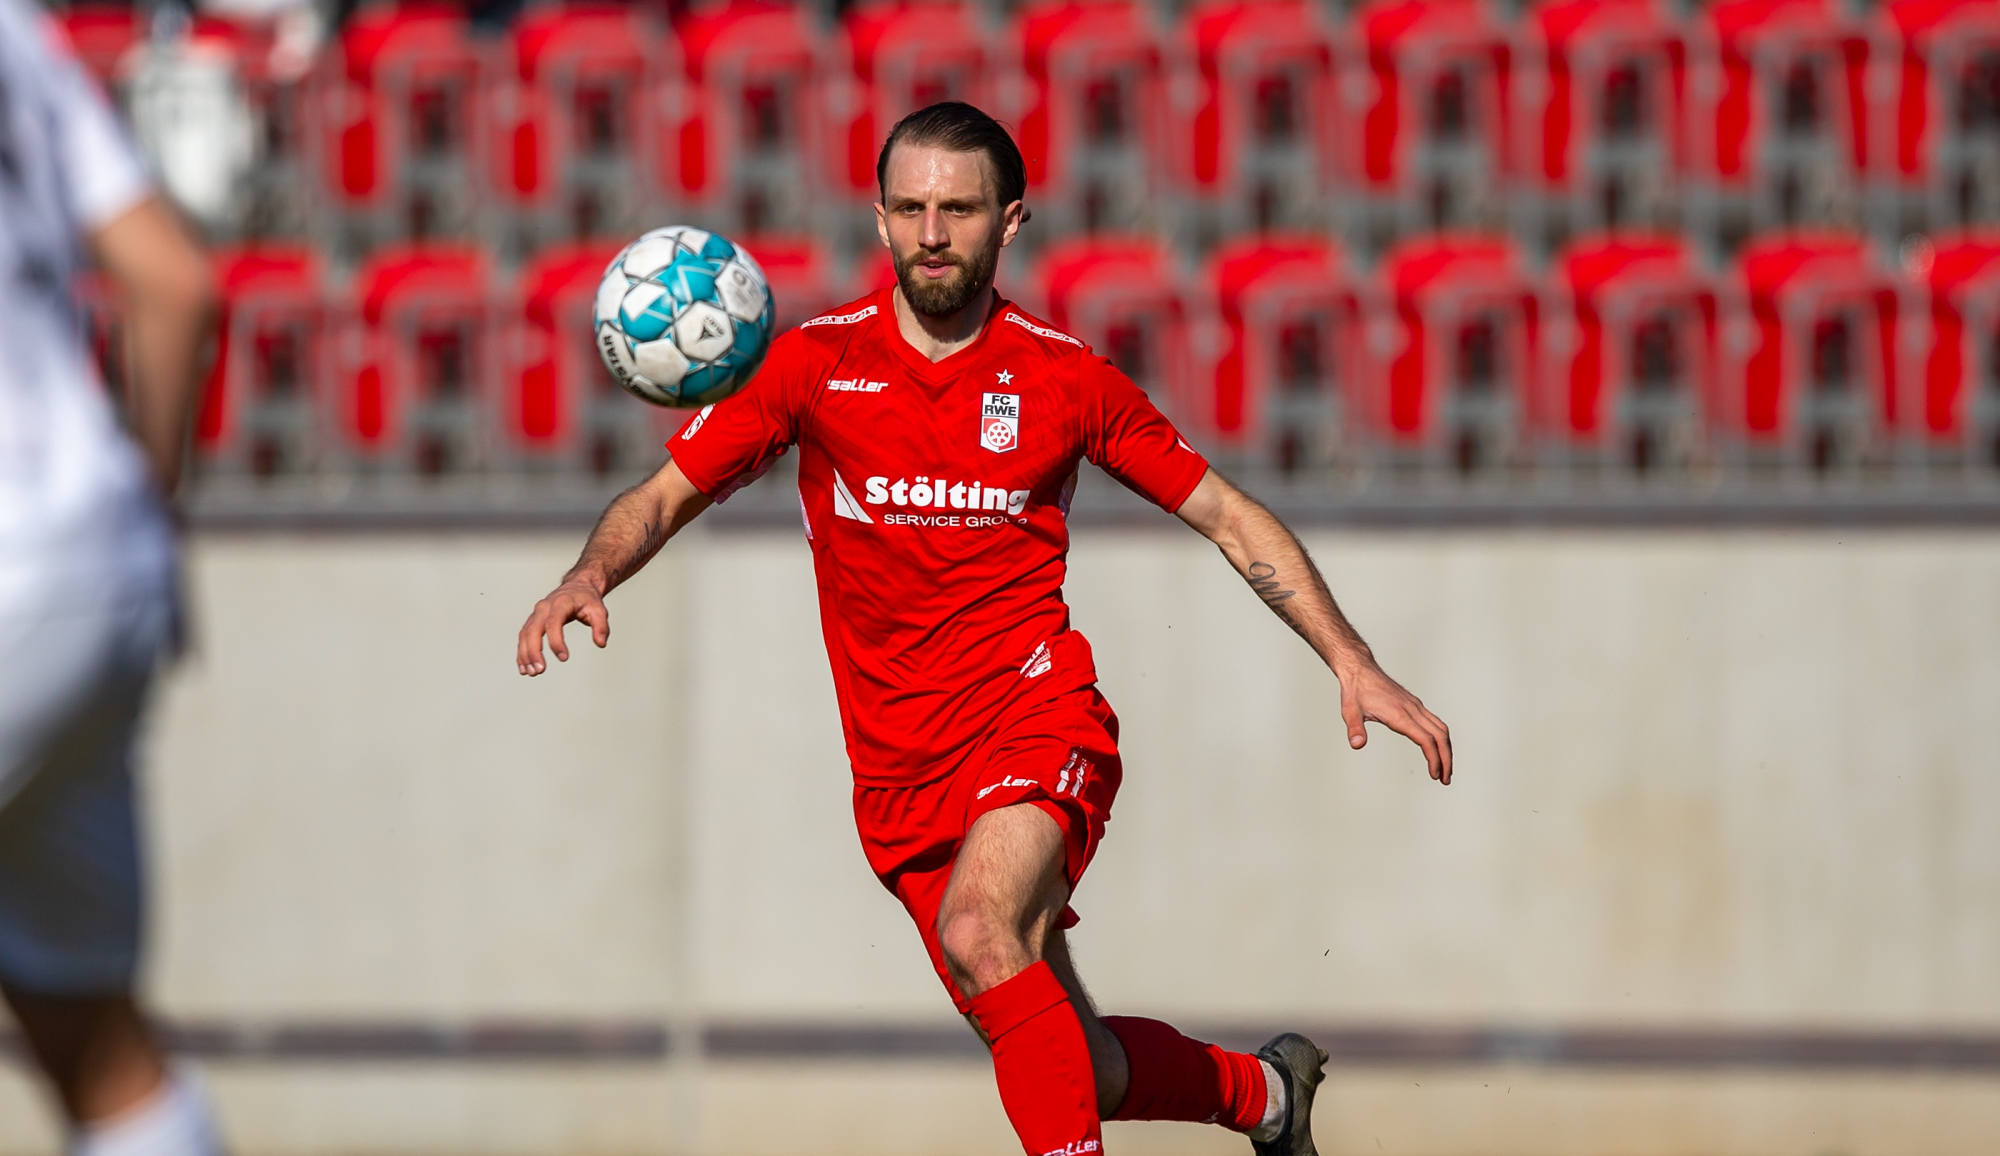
xmin=679 ymin=404 xmax=715 ymax=440
xmin=980 ymin=392 xmax=1020 ymax=453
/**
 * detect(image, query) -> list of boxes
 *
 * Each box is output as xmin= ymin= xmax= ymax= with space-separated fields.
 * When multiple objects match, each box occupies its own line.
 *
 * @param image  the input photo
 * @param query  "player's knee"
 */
xmin=937 ymin=908 xmax=1027 ymax=995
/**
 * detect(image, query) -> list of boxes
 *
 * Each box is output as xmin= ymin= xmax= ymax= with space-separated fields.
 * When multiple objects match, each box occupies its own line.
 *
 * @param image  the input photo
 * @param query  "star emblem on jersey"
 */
xmin=980 ymin=391 xmax=1020 ymax=453
xmin=996 ymin=369 xmax=1014 ymax=386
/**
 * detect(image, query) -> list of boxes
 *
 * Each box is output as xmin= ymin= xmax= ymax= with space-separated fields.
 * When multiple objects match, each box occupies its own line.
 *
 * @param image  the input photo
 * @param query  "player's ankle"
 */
xmin=1247 ymin=1058 xmax=1286 ymax=1143
xmin=71 ymin=1070 xmax=222 ymax=1156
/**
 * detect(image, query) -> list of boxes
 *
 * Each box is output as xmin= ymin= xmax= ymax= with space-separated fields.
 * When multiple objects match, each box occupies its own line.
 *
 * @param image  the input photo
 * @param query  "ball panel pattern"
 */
xmin=674 ymin=301 xmax=735 ymax=362
xmin=618 ymin=282 xmax=673 ymax=342
xmin=634 ymin=336 xmax=692 ymax=387
xmin=621 ymin=234 xmax=680 ymax=279
xmin=593 ymin=226 xmax=776 ymax=408
xmin=716 ymin=262 xmax=767 ymax=322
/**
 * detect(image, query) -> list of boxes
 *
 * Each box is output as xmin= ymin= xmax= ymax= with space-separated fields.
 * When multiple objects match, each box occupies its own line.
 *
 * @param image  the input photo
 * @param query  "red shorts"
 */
xmin=853 ymin=686 xmax=1123 ymax=1013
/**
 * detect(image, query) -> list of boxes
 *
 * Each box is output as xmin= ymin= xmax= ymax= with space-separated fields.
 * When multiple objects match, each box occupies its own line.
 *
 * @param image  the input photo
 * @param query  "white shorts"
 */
xmin=0 ymin=582 xmax=176 ymax=993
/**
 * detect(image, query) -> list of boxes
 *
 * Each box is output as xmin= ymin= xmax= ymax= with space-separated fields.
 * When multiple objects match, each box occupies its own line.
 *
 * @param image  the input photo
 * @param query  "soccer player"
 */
xmin=0 ymin=4 xmax=223 ymax=1154
xmin=519 ymin=102 xmax=1452 ymax=1156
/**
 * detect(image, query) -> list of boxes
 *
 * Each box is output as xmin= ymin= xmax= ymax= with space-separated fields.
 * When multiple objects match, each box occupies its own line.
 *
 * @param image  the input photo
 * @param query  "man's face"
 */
xmin=875 ymin=142 xmax=1024 ymax=317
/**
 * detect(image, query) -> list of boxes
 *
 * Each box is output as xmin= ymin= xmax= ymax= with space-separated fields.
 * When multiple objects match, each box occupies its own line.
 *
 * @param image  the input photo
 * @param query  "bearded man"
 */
xmin=519 ymin=102 xmax=1453 ymax=1156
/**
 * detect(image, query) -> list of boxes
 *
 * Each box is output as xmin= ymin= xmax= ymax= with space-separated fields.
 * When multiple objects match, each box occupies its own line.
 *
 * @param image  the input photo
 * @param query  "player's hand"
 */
xmin=517 ymin=578 xmax=610 ymax=676
xmin=1337 ymin=661 xmax=1453 ymax=785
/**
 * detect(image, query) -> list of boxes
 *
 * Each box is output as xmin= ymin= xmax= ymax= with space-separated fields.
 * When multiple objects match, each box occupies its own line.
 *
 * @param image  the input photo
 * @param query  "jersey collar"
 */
xmin=877 ymin=285 xmax=1014 ymax=383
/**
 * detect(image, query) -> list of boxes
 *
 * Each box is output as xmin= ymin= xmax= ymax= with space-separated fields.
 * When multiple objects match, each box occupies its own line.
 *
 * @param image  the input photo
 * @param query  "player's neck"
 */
xmin=891 ymin=284 xmax=998 ymax=364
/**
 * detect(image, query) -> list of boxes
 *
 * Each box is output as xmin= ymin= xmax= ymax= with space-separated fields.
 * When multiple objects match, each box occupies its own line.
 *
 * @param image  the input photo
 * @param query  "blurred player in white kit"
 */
xmin=0 ymin=2 xmax=222 ymax=1152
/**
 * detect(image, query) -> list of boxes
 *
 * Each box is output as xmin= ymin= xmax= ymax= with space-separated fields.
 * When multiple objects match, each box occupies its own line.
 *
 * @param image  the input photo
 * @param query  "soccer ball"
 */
xmin=594 ymin=226 xmax=776 ymax=408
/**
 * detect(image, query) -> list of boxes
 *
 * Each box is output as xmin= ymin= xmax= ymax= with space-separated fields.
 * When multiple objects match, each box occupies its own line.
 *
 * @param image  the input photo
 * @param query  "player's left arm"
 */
xmin=90 ymin=197 xmax=218 ymax=496
xmin=1175 ymin=469 xmax=1453 ymax=784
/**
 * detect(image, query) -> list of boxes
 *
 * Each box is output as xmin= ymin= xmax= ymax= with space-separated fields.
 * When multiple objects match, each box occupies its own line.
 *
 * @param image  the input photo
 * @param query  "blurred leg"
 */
xmin=0 ymin=592 xmax=206 ymax=1146
xmin=1 ymin=988 xmax=165 ymax=1124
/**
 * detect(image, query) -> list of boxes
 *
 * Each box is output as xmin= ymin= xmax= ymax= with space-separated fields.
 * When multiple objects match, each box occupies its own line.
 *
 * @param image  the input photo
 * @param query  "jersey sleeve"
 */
xmin=666 ymin=329 xmax=813 ymax=501
xmin=1079 ymin=353 xmax=1210 ymax=513
xmin=38 ymin=14 xmax=151 ymax=230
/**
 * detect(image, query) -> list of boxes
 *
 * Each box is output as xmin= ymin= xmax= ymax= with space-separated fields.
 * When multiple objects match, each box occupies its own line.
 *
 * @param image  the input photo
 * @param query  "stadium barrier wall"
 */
xmin=1 ymin=521 xmax=1998 ymax=1155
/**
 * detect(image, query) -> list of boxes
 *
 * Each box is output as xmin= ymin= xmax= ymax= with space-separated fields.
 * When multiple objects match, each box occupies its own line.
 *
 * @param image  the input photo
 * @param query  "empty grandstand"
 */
xmin=54 ymin=0 xmax=2000 ymax=505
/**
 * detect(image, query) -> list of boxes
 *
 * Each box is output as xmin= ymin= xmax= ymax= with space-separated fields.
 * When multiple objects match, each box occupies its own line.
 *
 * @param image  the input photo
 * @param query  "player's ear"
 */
xmin=1000 ymin=200 xmax=1028 ymax=247
xmin=874 ymin=200 xmax=891 ymax=249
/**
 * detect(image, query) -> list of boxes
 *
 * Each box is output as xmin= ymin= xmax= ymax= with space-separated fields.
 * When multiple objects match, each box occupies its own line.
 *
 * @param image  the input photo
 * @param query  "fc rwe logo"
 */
xmin=980 ymin=392 xmax=1020 ymax=453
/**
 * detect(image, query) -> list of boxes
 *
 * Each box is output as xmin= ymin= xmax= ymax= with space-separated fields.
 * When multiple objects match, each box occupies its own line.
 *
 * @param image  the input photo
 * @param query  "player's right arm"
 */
xmin=519 ymin=323 xmax=811 ymax=675
xmin=516 ymin=459 xmax=711 ymax=675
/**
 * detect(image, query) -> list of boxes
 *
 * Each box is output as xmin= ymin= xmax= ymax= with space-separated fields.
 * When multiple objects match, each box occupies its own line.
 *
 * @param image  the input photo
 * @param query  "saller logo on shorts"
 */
xmin=1021 ymin=641 xmax=1053 ymax=678
xmin=980 ymin=392 xmax=1020 ymax=453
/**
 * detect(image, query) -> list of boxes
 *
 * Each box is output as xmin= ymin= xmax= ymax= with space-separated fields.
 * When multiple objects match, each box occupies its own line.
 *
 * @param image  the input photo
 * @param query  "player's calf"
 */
xmin=1100 ymin=1019 xmax=1327 ymax=1152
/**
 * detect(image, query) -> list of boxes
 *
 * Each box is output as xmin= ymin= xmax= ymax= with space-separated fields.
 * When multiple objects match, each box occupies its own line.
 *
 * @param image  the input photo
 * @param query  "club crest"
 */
xmin=980 ymin=392 xmax=1020 ymax=453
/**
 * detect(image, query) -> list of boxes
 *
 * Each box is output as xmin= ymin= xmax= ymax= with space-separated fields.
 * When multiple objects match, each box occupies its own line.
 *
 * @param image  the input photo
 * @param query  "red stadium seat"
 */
xmin=323 ymin=4 xmax=488 ymax=252
xmin=1348 ymin=0 xmax=1516 ymax=254
xmin=1174 ymin=0 xmax=1340 ymax=241
xmin=201 ymin=247 xmax=328 ymax=477
xmin=1690 ymin=0 xmax=1878 ymax=251
xmin=1033 ymin=237 xmax=1192 ymax=424
xmin=739 ymin=235 xmax=843 ymax=334
xmin=495 ymin=5 xmax=664 ymax=251
xmin=340 ymin=244 xmax=493 ymax=474
xmin=1370 ymin=234 xmax=1542 ymax=474
xmin=851 ymin=251 xmax=903 ymax=300
xmin=1522 ymin=0 xmax=1691 ymax=247
xmin=53 ymin=4 xmax=141 ymax=95
xmin=1014 ymin=0 xmax=1169 ymax=237
xmin=1200 ymin=236 xmax=1362 ymax=471
xmin=1548 ymin=235 xmax=1721 ymax=473
xmin=509 ymin=242 xmax=683 ymax=474
xmin=1914 ymin=234 xmax=2000 ymax=468
xmin=831 ymin=1 xmax=995 ymax=202
xmin=665 ymin=0 xmax=825 ymax=237
xmin=1729 ymin=232 xmax=1903 ymax=472
xmin=1882 ymin=0 xmax=2000 ymax=234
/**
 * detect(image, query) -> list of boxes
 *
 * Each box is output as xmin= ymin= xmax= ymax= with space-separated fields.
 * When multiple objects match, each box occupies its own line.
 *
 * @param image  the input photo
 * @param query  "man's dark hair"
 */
xmin=876 ymin=102 xmax=1028 ymax=209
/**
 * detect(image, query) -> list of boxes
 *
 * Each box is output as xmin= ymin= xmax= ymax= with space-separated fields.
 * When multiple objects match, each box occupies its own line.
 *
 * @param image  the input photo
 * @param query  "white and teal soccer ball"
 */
xmin=593 ymin=226 xmax=775 ymax=408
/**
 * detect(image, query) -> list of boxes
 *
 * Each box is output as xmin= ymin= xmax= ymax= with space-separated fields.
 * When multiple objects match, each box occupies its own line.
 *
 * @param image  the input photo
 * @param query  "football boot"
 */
xmin=1251 ymin=1032 xmax=1329 ymax=1156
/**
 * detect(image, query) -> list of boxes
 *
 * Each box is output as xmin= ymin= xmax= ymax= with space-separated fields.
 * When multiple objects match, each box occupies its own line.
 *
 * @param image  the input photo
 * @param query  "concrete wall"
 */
xmin=3 ymin=524 xmax=1997 ymax=1155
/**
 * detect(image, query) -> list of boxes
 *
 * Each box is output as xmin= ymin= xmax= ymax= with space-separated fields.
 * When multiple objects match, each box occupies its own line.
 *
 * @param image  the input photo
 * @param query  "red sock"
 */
xmin=965 ymin=962 xmax=1102 ymax=1156
xmin=1102 ymin=1016 xmax=1267 ymax=1131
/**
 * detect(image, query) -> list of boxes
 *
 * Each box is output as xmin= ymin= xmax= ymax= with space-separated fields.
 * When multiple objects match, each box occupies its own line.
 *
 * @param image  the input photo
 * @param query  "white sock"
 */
xmin=1248 ymin=1058 xmax=1286 ymax=1143
xmin=71 ymin=1072 xmax=223 ymax=1156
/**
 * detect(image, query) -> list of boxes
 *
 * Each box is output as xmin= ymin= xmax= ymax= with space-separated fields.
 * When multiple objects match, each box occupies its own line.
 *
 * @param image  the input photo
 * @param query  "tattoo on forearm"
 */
xmin=1247 ymin=561 xmax=1296 ymax=606
xmin=1228 ymin=490 xmax=1375 ymax=664
xmin=605 ymin=516 xmax=662 ymax=586
xmin=1246 ymin=560 xmax=1307 ymax=633
xmin=568 ymin=481 xmax=677 ymax=593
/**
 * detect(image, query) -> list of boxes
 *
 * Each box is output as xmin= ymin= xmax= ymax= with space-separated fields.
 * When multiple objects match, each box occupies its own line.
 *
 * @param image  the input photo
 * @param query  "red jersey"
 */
xmin=668 ymin=288 xmax=1210 ymax=787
